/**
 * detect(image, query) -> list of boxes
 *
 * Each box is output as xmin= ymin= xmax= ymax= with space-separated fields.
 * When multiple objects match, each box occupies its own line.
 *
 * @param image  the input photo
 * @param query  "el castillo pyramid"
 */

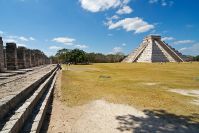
xmin=122 ymin=35 xmax=187 ymax=63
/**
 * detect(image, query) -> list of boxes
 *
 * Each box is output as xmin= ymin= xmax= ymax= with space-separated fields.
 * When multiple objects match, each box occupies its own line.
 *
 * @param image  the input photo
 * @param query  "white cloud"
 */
xmin=4 ymin=38 xmax=17 ymax=43
xmin=173 ymin=40 xmax=195 ymax=45
xmin=75 ymin=44 xmax=88 ymax=49
xmin=122 ymin=0 xmax=130 ymax=4
xmin=149 ymin=0 xmax=174 ymax=7
xmin=52 ymin=37 xmax=75 ymax=45
xmin=5 ymin=35 xmax=35 ymax=42
xmin=29 ymin=37 xmax=35 ymax=41
xmin=149 ymin=0 xmax=158 ymax=4
xmin=19 ymin=36 xmax=28 ymax=41
xmin=49 ymin=46 xmax=63 ymax=50
xmin=162 ymin=36 xmax=175 ymax=41
xmin=161 ymin=0 xmax=167 ymax=6
xmin=179 ymin=47 xmax=187 ymax=51
xmin=122 ymin=43 xmax=126 ymax=46
xmin=107 ymin=15 xmax=120 ymax=21
xmin=51 ymin=36 xmax=88 ymax=49
xmin=17 ymin=43 xmax=27 ymax=47
xmin=106 ymin=17 xmax=154 ymax=33
xmin=116 ymin=5 xmax=133 ymax=14
xmin=108 ymin=33 xmax=113 ymax=36
xmin=79 ymin=0 xmax=126 ymax=12
xmin=112 ymin=46 xmax=123 ymax=53
xmin=179 ymin=43 xmax=199 ymax=56
xmin=0 ymin=30 xmax=3 ymax=35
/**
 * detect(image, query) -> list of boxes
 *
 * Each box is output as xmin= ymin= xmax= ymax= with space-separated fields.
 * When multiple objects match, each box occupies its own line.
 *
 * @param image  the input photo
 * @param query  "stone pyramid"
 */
xmin=122 ymin=35 xmax=186 ymax=63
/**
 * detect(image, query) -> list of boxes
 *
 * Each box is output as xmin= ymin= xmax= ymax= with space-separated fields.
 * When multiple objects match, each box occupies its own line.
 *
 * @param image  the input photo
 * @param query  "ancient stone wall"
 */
xmin=0 ymin=36 xmax=50 ymax=71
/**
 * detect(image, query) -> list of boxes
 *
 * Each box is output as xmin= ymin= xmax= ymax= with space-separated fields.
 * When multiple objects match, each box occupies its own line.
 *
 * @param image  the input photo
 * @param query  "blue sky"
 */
xmin=0 ymin=0 xmax=199 ymax=56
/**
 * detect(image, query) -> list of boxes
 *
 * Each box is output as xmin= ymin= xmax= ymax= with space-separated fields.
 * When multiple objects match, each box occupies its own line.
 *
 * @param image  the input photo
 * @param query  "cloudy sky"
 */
xmin=0 ymin=0 xmax=199 ymax=56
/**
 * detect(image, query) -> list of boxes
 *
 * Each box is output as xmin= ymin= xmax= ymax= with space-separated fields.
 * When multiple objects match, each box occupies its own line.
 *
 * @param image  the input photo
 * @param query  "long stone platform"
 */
xmin=0 ymin=36 xmax=55 ymax=133
xmin=0 ymin=65 xmax=58 ymax=133
xmin=0 ymin=65 xmax=48 ymax=86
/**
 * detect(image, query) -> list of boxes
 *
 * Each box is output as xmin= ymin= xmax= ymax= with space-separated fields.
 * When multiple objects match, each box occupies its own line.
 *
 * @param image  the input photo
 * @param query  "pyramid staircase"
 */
xmin=122 ymin=35 xmax=185 ymax=63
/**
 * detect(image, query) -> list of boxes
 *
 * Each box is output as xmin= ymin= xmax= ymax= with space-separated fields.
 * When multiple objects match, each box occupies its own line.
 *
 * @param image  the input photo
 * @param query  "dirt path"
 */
xmin=43 ymin=70 xmax=89 ymax=133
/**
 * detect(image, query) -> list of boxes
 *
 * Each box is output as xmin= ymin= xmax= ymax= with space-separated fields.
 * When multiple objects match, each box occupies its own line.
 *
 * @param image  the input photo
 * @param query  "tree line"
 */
xmin=50 ymin=48 xmax=126 ymax=64
xmin=50 ymin=48 xmax=199 ymax=64
xmin=192 ymin=55 xmax=199 ymax=61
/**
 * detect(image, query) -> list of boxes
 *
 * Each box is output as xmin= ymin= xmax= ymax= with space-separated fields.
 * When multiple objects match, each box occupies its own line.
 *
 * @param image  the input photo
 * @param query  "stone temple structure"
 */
xmin=0 ymin=36 xmax=51 ymax=72
xmin=122 ymin=35 xmax=187 ymax=63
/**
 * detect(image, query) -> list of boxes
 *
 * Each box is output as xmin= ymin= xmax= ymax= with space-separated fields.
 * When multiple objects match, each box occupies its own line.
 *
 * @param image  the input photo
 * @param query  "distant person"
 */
xmin=57 ymin=63 xmax=62 ymax=70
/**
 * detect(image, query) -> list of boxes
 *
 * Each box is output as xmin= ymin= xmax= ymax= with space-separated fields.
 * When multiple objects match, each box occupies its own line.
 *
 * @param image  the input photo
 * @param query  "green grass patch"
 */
xmin=61 ymin=62 xmax=199 ymax=121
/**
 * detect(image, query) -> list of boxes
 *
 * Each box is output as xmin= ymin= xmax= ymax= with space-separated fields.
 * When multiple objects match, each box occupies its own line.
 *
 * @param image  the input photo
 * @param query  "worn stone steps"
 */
xmin=122 ymin=43 xmax=148 ymax=63
xmin=0 ymin=67 xmax=57 ymax=133
xmin=156 ymin=40 xmax=184 ymax=62
xmin=0 ymin=65 xmax=54 ymax=86
xmin=0 ymin=66 xmax=56 ymax=120
xmin=22 ymin=72 xmax=56 ymax=133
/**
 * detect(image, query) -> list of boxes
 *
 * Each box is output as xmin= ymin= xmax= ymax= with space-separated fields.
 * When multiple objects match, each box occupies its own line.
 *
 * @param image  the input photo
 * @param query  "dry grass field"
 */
xmin=60 ymin=63 xmax=199 ymax=122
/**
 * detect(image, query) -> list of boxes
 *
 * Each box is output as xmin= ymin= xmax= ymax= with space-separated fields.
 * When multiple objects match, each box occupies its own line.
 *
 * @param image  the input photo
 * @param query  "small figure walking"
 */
xmin=57 ymin=63 xmax=62 ymax=70
xmin=67 ymin=62 xmax=71 ymax=70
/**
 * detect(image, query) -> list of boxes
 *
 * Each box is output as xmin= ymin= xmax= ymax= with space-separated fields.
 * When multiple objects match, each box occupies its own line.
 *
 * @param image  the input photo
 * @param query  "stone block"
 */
xmin=6 ymin=43 xmax=18 ymax=70
xmin=25 ymin=49 xmax=32 ymax=68
xmin=17 ymin=46 xmax=27 ymax=69
xmin=0 ymin=37 xmax=6 ymax=72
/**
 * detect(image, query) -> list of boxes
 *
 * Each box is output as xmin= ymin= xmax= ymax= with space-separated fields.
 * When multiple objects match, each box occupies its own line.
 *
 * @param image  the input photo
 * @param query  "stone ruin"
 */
xmin=0 ymin=36 xmax=51 ymax=72
xmin=122 ymin=35 xmax=188 ymax=63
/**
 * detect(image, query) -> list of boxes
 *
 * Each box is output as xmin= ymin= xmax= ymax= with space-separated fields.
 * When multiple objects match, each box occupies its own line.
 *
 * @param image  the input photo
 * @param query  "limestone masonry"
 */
xmin=0 ymin=37 xmax=6 ymax=72
xmin=122 ymin=35 xmax=188 ymax=63
xmin=0 ymin=36 xmax=51 ymax=72
xmin=0 ymin=36 xmax=53 ymax=133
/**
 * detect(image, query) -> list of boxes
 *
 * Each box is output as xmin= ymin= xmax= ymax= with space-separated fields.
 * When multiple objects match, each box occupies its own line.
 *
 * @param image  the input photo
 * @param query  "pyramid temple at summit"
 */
xmin=122 ymin=35 xmax=188 ymax=63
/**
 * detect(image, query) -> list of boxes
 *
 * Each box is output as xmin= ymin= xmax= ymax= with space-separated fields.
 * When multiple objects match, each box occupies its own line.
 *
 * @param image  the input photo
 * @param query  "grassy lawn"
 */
xmin=61 ymin=63 xmax=199 ymax=121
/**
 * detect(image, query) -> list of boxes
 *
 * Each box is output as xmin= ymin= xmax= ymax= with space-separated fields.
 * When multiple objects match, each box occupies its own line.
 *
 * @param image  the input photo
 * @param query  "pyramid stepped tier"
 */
xmin=166 ymin=43 xmax=188 ymax=61
xmin=154 ymin=41 xmax=176 ymax=62
xmin=122 ymin=43 xmax=147 ymax=63
xmin=156 ymin=39 xmax=184 ymax=62
xmin=137 ymin=42 xmax=153 ymax=62
xmin=122 ymin=35 xmax=186 ymax=63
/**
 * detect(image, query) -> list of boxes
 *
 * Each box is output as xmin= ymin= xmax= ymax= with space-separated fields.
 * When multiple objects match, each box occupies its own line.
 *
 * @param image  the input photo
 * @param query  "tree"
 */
xmin=193 ymin=55 xmax=199 ymax=61
xmin=55 ymin=49 xmax=71 ymax=63
xmin=70 ymin=49 xmax=88 ymax=64
xmin=52 ymin=48 xmax=126 ymax=64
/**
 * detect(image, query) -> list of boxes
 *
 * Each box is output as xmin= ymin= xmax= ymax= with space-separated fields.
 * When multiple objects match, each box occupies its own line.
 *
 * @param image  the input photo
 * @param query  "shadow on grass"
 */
xmin=116 ymin=110 xmax=199 ymax=133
